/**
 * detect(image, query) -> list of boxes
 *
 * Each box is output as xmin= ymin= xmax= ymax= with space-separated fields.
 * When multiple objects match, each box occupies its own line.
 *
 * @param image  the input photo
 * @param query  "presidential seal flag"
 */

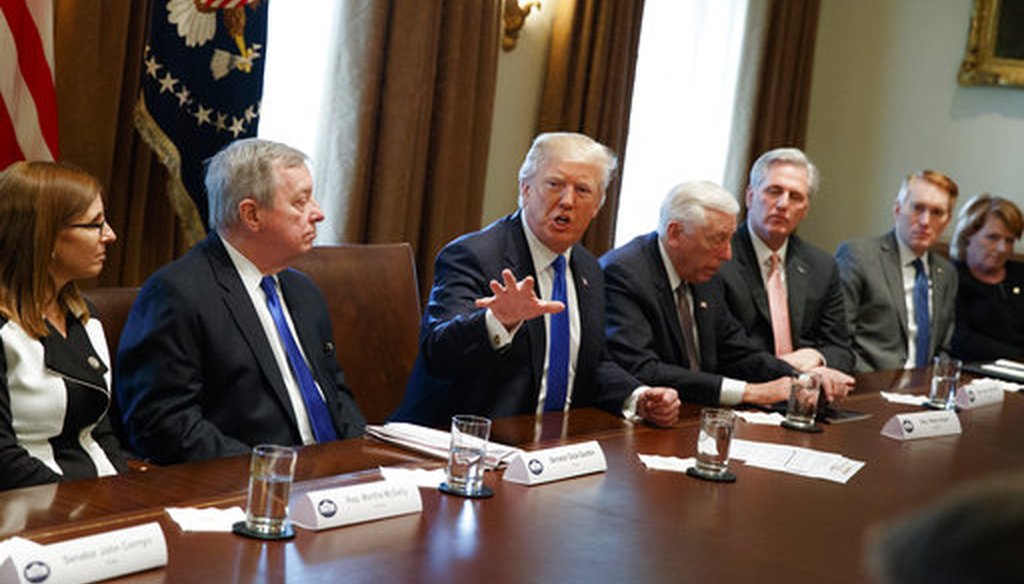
xmin=134 ymin=0 xmax=268 ymax=243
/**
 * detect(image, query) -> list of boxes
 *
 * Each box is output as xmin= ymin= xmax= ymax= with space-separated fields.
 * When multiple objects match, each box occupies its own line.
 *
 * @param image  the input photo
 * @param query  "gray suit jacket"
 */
xmin=719 ymin=225 xmax=854 ymax=372
xmin=835 ymin=231 xmax=957 ymax=372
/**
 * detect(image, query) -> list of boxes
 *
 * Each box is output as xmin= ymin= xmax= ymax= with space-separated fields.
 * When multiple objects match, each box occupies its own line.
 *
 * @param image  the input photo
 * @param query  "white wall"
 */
xmin=802 ymin=0 xmax=1024 ymax=254
xmin=481 ymin=1 xmax=558 ymax=226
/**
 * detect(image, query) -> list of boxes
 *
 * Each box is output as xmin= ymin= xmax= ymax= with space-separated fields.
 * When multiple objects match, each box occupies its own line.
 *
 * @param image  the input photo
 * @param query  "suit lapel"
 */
xmin=205 ymin=235 xmax=300 ymax=429
xmin=736 ymin=226 xmax=771 ymax=322
xmin=644 ymin=235 xmax=687 ymax=364
xmin=880 ymin=232 xmax=909 ymax=338
xmin=927 ymin=251 xmax=949 ymax=355
xmin=505 ymin=214 xmax=544 ymax=392
xmin=785 ymin=238 xmax=810 ymax=338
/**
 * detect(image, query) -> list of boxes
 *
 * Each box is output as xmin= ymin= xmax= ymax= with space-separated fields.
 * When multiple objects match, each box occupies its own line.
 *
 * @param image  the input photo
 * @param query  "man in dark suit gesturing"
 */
xmin=718 ymin=148 xmax=855 ymax=374
xmin=116 ymin=139 xmax=365 ymax=463
xmin=392 ymin=133 xmax=679 ymax=428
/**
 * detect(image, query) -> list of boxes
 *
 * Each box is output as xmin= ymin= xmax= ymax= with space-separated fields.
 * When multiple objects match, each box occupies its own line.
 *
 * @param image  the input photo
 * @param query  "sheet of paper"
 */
xmin=731 ymin=439 xmax=865 ymax=484
xmin=880 ymin=391 xmax=930 ymax=405
xmin=734 ymin=411 xmax=785 ymax=425
xmin=165 ymin=506 xmax=245 ymax=532
xmin=973 ymin=371 xmax=1024 ymax=391
xmin=379 ymin=466 xmax=447 ymax=489
xmin=636 ymin=454 xmax=696 ymax=473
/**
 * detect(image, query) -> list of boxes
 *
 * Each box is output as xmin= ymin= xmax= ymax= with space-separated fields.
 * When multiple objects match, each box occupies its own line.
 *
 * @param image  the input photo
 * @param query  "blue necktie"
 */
xmin=545 ymin=256 xmax=569 ymax=412
xmin=912 ymin=259 xmax=930 ymax=368
xmin=260 ymin=276 xmax=337 ymax=442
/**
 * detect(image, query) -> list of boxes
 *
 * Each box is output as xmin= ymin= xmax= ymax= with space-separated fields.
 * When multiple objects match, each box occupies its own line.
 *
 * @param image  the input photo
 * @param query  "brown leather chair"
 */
xmin=82 ymin=287 xmax=141 ymax=356
xmin=292 ymin=244 xmax=421 ymax=424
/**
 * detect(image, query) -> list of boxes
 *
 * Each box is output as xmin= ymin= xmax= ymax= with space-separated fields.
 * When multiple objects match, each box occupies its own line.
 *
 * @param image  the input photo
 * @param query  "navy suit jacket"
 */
xmin=718 ymin=224 xmax=854 ymax=372
xmin=600 ymin=232 xmax=794 ymax=406
xmin=115 ymin=234 xmax=365 ymax=463
xmin=390 ymin=212 xmax=639 ymax=428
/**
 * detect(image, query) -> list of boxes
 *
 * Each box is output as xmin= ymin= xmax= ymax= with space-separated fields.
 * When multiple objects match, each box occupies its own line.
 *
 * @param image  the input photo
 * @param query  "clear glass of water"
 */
xmin=244 ymin=444 xmax=298 ymax=536
xmin=786 ymin=373 xmax=822 ymax=428
xmin=929 ymin=355 xmax=962 ymax=410
xmin=694 ymin=408 xmax=735 ymax=476
xmin=445 ymin=415 xmax=491 ymax=495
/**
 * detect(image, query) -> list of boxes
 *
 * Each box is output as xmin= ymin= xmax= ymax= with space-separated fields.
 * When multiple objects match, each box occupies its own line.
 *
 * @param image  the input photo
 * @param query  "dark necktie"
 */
xmin=912 ymin=258 xmax=930 ymax=368
xmin=260 ymin=276 xmax=337 ymax=442
xmin=545 ymin=255 xmax=569 ymax=412
xmin=676 ymin=283 xmax=701 ymax=371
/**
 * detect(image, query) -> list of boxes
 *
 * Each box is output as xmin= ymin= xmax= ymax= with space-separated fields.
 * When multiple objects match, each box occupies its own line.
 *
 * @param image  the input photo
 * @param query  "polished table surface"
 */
xmin=2 ymin=369 xmax=1019 ymax=583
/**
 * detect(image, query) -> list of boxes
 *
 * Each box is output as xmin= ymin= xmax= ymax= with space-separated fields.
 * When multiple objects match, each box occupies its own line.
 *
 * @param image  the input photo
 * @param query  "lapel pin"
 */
xmin=87 ymin=356 xmax=101 ymax=370
xmin=1014 ymin=286 xmax=1021 ymax=295
xmin=582 ymin=277 xmax=589 ymax=288
xmin=699 ymin=301 xmax=708 ymax=310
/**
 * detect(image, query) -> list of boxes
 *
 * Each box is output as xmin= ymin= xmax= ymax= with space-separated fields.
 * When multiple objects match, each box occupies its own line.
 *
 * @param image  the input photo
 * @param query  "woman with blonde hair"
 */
xmin=950 ymin=194 xmax=1024 ymax=361
xmin=0 ymin=161 xmax=127 ymax=490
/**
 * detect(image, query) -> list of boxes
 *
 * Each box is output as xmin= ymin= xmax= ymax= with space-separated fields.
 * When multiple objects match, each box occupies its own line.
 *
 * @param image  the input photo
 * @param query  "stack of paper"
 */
xmin=972 ymin=367 xmax=1024 ymax=389
xmin=880 ymin=391 xmax=930 ymax=406
xmin=730 ymin=438 xmax=864 ymax=484
xmin=366 ymin=423 xmax=522 ymax=468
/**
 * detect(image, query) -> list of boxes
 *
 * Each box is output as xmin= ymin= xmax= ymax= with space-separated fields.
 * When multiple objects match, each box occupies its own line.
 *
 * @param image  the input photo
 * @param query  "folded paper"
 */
xmin=291 ymin=480 xmax=422 ymax=531
xmin=503 ymin=441 xmax=606 ymax=486
xmin=0 ymin=522 xmax=166 ymax=584
xmin=880 ymin=410 xmax=961 ymax=441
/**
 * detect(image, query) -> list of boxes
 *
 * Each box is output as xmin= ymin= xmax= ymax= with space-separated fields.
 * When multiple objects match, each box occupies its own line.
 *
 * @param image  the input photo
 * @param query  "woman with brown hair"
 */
xmin=950 ymin=194 xmax=1024 ymax=361
xmin=0 ymin=161 xmax=127 ymax=490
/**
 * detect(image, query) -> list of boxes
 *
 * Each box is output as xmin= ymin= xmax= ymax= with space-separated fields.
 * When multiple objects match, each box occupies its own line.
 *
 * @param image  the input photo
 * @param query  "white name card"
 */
xmin=502 ymin=440 xmax=606 ymax=486
xmin=955 ymin=381 xmax=1005 ymax=410
xmin=0 ymin=522 xmax=166 ymax=584
xmin=291 ymin=480 xmax=422 ymax=531
xmin=881 ymin=411 xmax=962 ymax=441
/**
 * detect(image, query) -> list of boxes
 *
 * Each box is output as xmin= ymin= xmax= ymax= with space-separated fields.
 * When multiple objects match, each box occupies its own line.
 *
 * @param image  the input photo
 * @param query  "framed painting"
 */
xmin=959 ymin=0 xmax=1024 ymax=87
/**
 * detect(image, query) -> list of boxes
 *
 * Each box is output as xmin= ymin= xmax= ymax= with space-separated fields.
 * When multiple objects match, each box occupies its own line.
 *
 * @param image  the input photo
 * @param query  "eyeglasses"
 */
xmin=64 ymin=221 xmax=109 ymax=234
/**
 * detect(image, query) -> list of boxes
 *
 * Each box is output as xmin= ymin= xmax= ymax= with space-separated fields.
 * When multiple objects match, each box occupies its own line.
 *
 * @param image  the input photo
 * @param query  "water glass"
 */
xmin=786 ymin=373 xmax=822 ymax=428
xmin=446 ymin=415 xmax=491 ymax=495
xmin=694 ymin=408 xmax=735 ymax=476
xmin=243 ymin=444 xmax=298 ymax=536
xmin=929 ymin=355 xmax=962 ymax=410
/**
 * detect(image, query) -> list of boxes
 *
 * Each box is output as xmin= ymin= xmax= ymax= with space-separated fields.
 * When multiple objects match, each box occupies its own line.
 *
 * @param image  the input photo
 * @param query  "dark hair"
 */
xmin=0 ymin=161 xmax=102 ymax=337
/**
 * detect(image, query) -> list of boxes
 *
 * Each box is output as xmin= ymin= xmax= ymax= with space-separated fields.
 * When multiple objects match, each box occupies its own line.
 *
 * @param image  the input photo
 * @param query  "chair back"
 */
xmin=82 ymin=287 xmax=141 ymax=356
xmin=292 ymin=244 xmax=421 ymax=423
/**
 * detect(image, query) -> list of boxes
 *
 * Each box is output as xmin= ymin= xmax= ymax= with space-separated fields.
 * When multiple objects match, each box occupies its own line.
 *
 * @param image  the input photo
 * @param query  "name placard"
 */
xmin=956 ymin=381 xmax=1005 ymax=410
xmin=880 ymin=411 xmax=962 ymax=441
xmin=502 ymin=440 xmax=606 ymax=486
xmin=291 ymin=480 xmax=422 ymax=531
xmin=0 ymin=522 xmax=166 ymax=584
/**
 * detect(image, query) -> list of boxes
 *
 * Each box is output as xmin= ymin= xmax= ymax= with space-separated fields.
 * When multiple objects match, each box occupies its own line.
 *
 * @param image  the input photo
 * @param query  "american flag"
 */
xmin=0 ymin=0 xmax=58 ymax=168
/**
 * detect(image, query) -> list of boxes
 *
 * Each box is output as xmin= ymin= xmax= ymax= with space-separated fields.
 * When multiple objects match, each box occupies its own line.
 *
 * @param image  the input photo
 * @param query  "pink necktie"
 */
xmin=767 ymin=253 xmax=793 ymax=356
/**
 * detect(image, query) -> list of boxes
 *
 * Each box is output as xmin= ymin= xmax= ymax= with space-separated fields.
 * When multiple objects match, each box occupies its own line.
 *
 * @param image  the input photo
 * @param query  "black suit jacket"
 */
xmin=115 ymin=234 xmax=365 ymax=463
xmin=718 ymin=225 xmax=854 ymax=372
xmin=390 ymin=212 xmax=639 ymax=428
xmin=600 ymin=232 xmax=794 ymax=405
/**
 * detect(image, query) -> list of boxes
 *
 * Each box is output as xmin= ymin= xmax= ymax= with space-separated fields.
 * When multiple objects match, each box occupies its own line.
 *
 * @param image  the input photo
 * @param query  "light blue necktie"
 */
xmin=912 ymin=259 xmax=930 ymax=368
xmin=260 ymin=276 xmax=338 ymax=442
xmin=545 ymin=256 xmax=569 ymax=412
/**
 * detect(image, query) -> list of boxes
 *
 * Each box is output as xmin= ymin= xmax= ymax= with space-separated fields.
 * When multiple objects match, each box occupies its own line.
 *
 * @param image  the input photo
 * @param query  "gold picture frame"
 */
xmin=959 ymin=0 xmax=1024 ymax=87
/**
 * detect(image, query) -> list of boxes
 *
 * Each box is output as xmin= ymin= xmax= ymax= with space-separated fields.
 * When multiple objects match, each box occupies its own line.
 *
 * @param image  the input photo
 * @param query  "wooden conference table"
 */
xmin=1 ymin=368 xmax=1019 ymax=583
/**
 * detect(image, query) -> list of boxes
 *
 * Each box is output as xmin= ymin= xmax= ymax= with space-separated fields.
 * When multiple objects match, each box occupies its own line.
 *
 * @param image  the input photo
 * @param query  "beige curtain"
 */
xmin=316 ymin=0 xmax=502 ymax=299
xmin=744 ymin=0 xmax=822 ymax=172
xmin=55 ymin=0 xmax=189 ymax=288
xmin=537 ymin=0 xmax=645 ymax=257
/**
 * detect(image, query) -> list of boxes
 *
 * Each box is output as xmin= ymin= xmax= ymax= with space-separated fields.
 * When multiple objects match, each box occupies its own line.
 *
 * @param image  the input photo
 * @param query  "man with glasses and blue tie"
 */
xmin=391 ymin=133 xmax=679 ymax=429
xmin=116 ymin=138 xmax=365 ymax=463
xmin=835 ymin=171 xmax=959 ymax=372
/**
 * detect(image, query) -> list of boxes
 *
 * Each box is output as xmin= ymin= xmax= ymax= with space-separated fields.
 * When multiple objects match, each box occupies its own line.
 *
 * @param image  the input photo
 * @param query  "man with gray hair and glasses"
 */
xmin=601 ymin=180 xmax=811 ymax=407
xmin=116 ymin=138 xmax=366 ymax=463
xmin=719 ymin=148 xmax=855 ymax=397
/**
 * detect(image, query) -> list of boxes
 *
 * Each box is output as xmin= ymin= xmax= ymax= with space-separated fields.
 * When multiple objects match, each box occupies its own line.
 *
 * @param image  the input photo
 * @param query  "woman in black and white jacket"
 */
xmin=0 ymin=161 xmax=127 ymax=490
